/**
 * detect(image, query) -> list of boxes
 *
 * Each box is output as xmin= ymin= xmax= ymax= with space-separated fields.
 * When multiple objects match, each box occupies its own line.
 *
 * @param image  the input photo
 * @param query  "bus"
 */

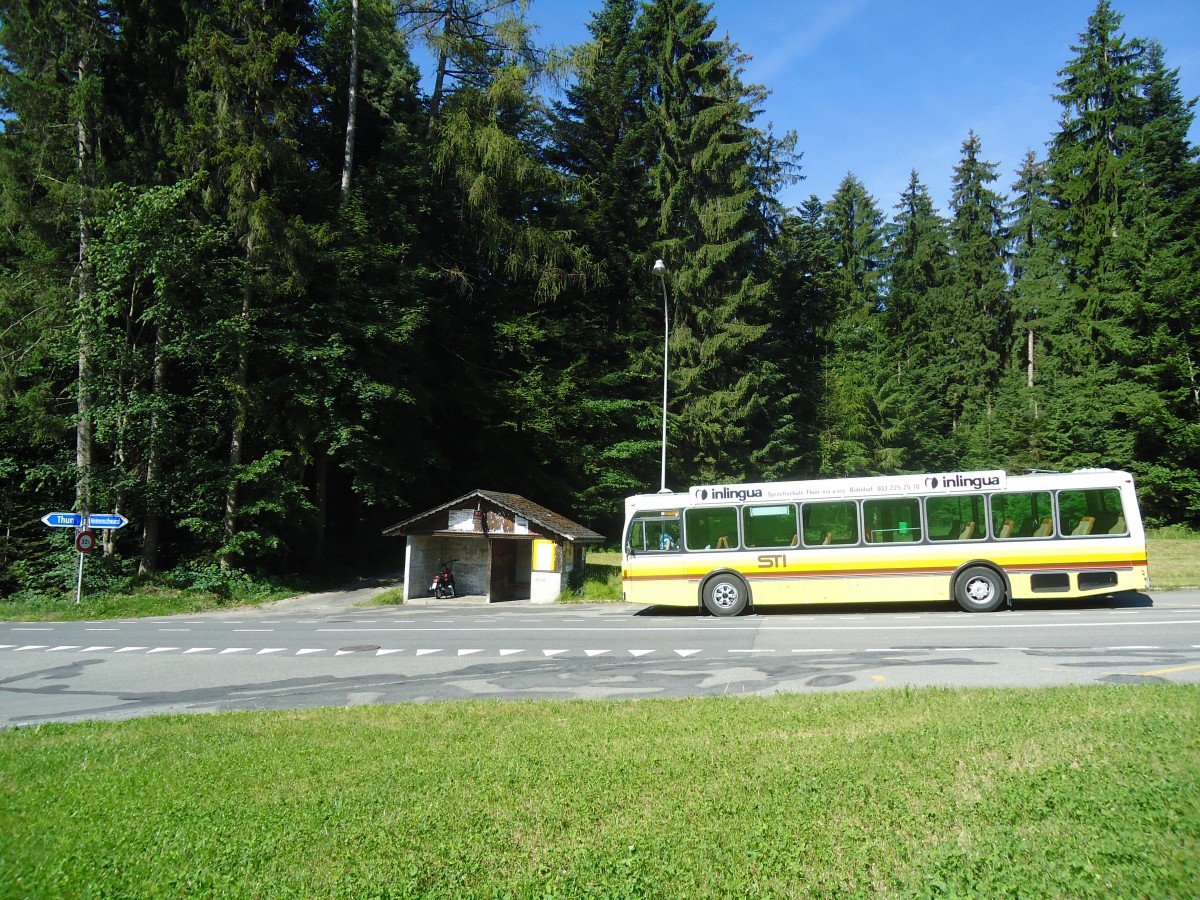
xmin=621 ymin=469 xmax=1148 ymax=615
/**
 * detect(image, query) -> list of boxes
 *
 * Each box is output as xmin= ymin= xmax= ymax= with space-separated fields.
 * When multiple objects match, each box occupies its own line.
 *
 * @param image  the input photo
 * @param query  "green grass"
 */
xmin=356 ymin=586 xmax=406 ymax=606
xmin=1 ymin=686 xmax=1197 ymax=897
xmin=1146 ymin=528 xmax=1200 ymax=589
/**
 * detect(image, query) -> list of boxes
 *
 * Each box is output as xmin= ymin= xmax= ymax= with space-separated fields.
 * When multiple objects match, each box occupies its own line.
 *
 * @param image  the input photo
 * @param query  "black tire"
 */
xmin=703 ymin=573 xmax=749 ymax=617
xmin=954 ymin=565 xmax=1006 ymax=613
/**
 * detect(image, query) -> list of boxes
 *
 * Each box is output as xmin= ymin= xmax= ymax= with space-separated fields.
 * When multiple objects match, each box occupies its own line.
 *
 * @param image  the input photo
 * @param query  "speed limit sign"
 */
xmin=75 ymin=530 xmax=96 ymax=553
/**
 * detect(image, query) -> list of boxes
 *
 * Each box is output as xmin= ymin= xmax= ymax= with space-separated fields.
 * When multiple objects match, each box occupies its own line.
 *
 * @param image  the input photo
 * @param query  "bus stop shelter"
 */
xmin=382 ymin=490 xmax=604 ymax=603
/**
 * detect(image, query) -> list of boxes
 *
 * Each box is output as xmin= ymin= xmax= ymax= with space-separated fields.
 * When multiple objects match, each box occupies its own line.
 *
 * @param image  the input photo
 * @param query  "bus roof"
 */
xmin=626 ymin=469 xmax=1133 ymax=509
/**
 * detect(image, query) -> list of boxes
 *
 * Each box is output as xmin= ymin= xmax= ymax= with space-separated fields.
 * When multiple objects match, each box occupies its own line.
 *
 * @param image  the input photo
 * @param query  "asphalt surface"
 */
xmin=2 ymin=587 xmax=1199 ymax=726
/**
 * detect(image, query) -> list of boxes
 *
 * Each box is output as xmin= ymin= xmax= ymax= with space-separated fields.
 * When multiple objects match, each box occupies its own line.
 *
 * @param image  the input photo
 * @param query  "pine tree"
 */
xmin=544 ymin=0 xmax=659 ymax=523
xmin=1125 ymin=40 xmax=1200 ymax=525
xmin=946 ymin=131 xmax=1010 ymax=462
xmin=819 ymin=174 xmax=894 ymax=474
xmin=880 ymin=171 xmax=955 ymax=469
xmin=639 ymin=0 xmax=783 ymax=485
xmin=1041 ymin=0 xmax=1149 ymax=470
xmin=752 ymin=196 xmax=834 ymax=479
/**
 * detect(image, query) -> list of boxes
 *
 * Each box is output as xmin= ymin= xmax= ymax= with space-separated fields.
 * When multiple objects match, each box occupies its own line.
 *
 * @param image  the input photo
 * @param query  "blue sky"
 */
xmin=522 ymin=0 xmax=1200 ymax=215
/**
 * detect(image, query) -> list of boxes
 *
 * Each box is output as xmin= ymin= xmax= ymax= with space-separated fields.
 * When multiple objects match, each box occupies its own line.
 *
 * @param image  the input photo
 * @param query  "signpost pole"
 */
xmin=76 ymin=549 xmax=85 ymax=605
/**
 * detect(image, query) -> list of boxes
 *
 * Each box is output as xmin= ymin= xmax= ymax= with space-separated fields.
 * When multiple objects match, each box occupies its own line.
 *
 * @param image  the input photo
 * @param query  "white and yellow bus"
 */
xmin=621 ymin=469 xmax=1148 ymax=615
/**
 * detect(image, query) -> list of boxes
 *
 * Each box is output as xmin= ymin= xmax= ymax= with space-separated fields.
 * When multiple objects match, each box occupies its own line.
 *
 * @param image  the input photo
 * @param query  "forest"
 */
xmin=1 ymin=0 xmax=1197 ymax=598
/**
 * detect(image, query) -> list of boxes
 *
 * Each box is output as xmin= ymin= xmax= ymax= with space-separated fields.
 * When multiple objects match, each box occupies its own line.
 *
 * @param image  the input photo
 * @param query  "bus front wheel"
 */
xmin=703 ymin=574 xmax=748 ymax=617
xmin=954 ymin=566 xmax=1006 ymax=613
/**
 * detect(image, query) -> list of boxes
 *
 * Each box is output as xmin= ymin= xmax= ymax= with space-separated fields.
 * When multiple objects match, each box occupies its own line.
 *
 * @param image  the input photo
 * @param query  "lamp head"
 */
xmin=652 ymin=259 xmax=667 ymax=277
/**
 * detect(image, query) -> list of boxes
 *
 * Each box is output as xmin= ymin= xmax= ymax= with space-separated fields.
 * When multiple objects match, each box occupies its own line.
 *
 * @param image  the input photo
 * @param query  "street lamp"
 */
xmin=652 ymin=259 xmax=670 ymax=494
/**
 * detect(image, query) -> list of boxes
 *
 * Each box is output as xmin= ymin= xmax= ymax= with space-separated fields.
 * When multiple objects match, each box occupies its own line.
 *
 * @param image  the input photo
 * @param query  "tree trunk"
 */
xmin=340 ymin=0 xmax=360 ymax=202
xmin=75 ymin=52 xmax=94 ymax=517
xmin=139 ymin=324 xmax=168 ymax=574
xmin=221 ymin=228 xmax=255 ymax=570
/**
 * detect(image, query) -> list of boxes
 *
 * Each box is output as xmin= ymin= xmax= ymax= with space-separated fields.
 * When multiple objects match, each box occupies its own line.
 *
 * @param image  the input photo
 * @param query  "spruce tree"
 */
xmin=544 ymin=0 xmax=660 ymax=523
xmin=819 ymin=174 xmax=893 ymax=474
xmin=946 ymin=131 xmax=1010 ymax=463
xmin=880 ymin=171 xmax=955 ymax=469
xmin=639 ymin=0 xmax=781 ymax=485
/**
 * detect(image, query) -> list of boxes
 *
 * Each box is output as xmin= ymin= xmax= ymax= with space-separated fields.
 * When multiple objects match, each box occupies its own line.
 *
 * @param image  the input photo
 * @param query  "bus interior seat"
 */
xmin=999 ymin=518 xmax=1015 ymax=538
xmin=1108 ymin=515 xmax=1126 ymax=534
xmin=1071 ymin=516 xmax=1095 ymax=536
xmin=1033 ymin=517 xmax=1053 ymax=537
xmin=958 ymin=521 xmax=976 ymax=540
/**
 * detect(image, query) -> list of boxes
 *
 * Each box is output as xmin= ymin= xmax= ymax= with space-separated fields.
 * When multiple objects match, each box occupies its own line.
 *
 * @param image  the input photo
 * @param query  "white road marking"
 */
xmin=416 ymin=649 xmax=442 ymax=656
xmin=114 ymin=647 xmax=146 ymax=653
xmin=296 ymin=649 xmax=324 ymax=655
xmin=585 ymin=650 xmax=610 ymax=657
xmin=675 ymin=649 xmax=701 ymax=657
xmin=46 ymin=646 xmax=80 ymax=652
xmin=499 ymin=649 xmax=524 ymax=656
xmin=219 ymin=648 xmax=250 ymax=654
xmin=375 ymin=649 xmax=404 ymax=656
xmin=629 ymin=649 xmax=654 ymax=657
xmin=457 ymin=649 xmax=483 ymax=656
xmin=543 ymin=649 xmax=568 ymax=656
xmin=257 ymin=648 xmax=286 ymax=655
xmin=147 ymin=647 xmax=178 ymax=654
xmin=184 ymin=648 xmax=214 ymax=654
xmin=11 ymin=627 xmax=52 ymax=631
xmin=80 ymin=646 xmax=113 ymax=652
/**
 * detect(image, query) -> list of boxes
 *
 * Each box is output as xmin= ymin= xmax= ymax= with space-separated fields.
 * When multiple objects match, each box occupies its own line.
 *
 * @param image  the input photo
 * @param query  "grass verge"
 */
xmin=2 ymin=685 xmax=1197 ymax=898
xmin=1145 ymin=527 xmax=1200 ymax=589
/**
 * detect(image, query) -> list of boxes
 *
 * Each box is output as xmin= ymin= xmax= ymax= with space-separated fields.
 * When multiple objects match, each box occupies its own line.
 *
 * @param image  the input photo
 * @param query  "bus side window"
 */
xmin=992 ymin=491 xmax=1052 ymax=539
xmin=627 ymin=512 xmax=681 ymax=553
xmin=801 ymin=501 xmax=859 ymax=546
xmin=1058 ymin=488 xmax=1123 ymax=538
xmin=685 ymin=506 xmax=739 ymax=551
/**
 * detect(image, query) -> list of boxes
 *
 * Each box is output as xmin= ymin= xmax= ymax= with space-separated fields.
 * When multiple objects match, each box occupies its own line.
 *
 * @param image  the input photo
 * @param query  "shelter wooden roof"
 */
xmin=382 ymin=489 xmax=604 ymax=542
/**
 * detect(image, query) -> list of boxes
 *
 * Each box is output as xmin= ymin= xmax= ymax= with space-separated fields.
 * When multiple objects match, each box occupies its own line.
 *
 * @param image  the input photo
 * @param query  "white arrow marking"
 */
xmin=416 ymin=649 xmax=442 ymax=656
xmin=675 ymin=649 xmax=701 ymax=657
xmin=543 ymin=649 xmax=568 ymax=657
xmin=458 ymin=649 xmax=483 ymax=656
xmin=629 ymin=649 xmax=654 ymax=657
xmin=499 ymin=649 xmax=525 ymax=656
xmin=585 ymin=649 xmax=610 ymax=657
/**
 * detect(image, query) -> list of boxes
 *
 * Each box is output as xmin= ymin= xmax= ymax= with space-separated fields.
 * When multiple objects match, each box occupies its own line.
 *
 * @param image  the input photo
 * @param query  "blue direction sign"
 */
xmin=41 ymin=512 xmax=83 ymax=528
xmin=87 ymin=513 xmax=129 ymax=530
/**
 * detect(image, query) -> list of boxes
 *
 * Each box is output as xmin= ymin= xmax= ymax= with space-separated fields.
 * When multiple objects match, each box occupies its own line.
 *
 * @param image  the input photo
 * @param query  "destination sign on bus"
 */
xmin=690 ymin=470 xmax=1007 ymax=504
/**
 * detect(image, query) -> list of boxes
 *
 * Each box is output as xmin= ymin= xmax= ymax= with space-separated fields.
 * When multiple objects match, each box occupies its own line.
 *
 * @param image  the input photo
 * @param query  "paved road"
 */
xmin=2 ymin=589 xmax=1199 ymax=726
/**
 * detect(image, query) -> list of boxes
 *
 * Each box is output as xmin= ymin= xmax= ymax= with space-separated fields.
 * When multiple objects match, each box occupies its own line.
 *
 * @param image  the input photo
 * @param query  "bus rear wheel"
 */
xmin=703 ymin=574 xmax=748 ymax=617
xmin=954 ymin=566 xmax=1006 ymax=613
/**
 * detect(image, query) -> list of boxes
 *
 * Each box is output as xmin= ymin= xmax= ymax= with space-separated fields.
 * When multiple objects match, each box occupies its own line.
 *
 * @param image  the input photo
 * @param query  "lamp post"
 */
xmin=652 ymin=259 xmax=670 ymax=493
